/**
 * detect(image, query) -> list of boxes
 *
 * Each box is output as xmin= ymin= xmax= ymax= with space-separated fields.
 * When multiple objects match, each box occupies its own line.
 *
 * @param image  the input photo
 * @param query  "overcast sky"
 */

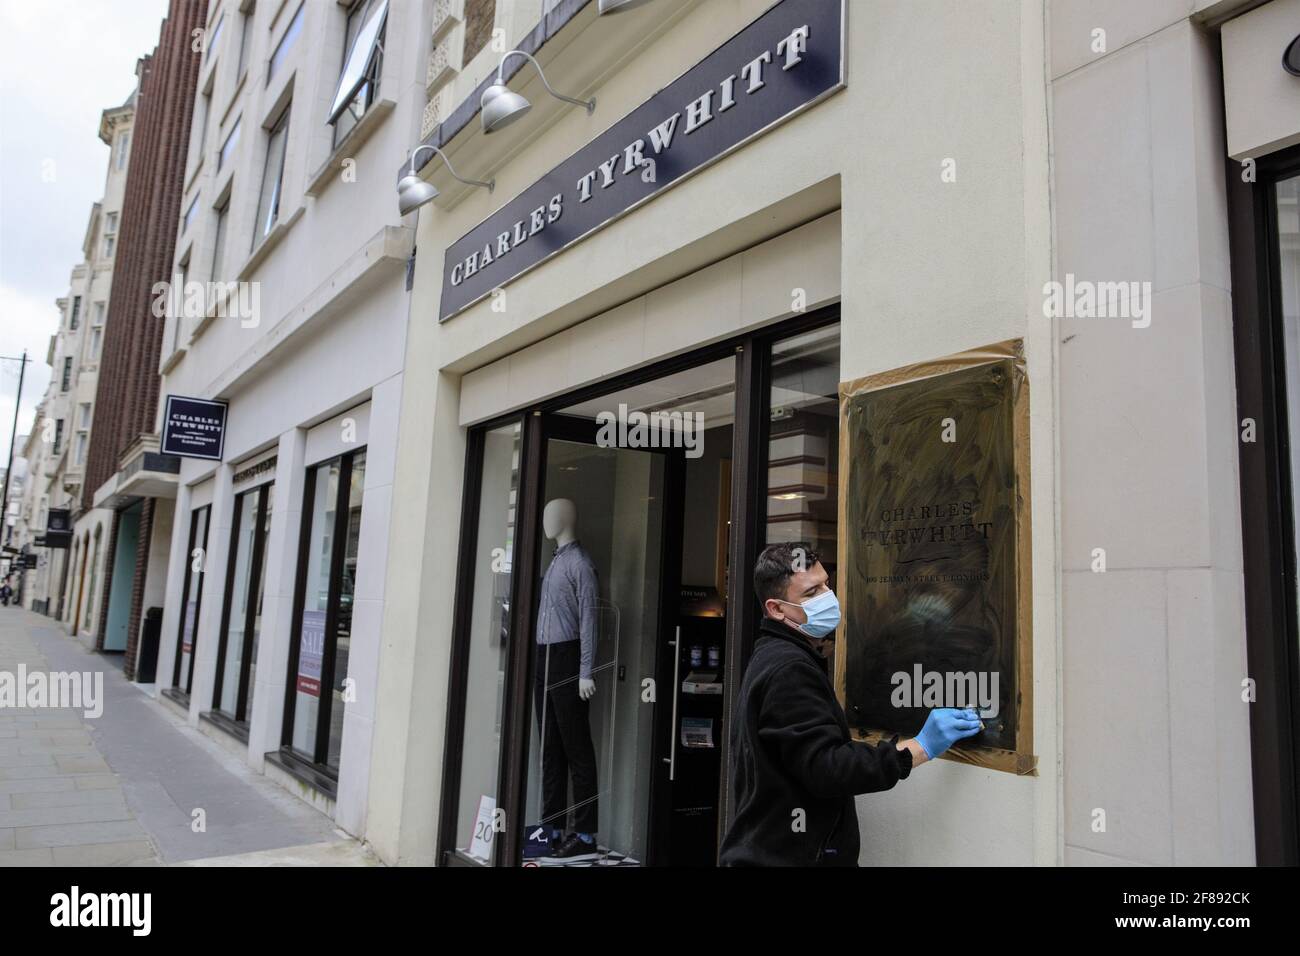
xmin=0 ymin=0 xmax=170 ymax=472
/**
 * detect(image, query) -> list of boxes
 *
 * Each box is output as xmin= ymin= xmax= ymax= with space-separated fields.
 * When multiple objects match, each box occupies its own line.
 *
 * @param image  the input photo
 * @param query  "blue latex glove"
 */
xmin=915 ymin=708 xmax=982 ymax=759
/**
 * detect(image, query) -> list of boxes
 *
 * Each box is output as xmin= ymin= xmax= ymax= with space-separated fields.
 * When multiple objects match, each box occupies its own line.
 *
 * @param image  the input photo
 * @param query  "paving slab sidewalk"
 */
xmin=1 ymin=608 xmax=374 ymax=866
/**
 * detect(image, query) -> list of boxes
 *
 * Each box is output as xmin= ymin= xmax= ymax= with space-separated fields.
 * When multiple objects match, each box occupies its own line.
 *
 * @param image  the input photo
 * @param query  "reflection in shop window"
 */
xmin=1277 ymin=175 xmax=1300 ymax=642
xmin=214 ymin=484 xmax=273 ymax=724
xmin=284 ymin=449 xmax=365 ymax=775
xmin=453 ymin=422 xmax=520 ymax=864
xmin=173 ymin=506 xmax=211 ymax=695
xmin=765 ymin=323 xmax=841 ymax=583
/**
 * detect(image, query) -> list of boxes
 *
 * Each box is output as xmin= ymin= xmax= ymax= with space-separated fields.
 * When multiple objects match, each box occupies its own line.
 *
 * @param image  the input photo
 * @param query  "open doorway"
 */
xmin=521 ymin=357 xmax=736 ymax=866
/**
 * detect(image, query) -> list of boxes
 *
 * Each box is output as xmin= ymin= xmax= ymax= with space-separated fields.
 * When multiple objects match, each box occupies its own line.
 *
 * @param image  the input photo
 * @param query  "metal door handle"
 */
xmin=667 ymin=626 xmax=680 ymax=781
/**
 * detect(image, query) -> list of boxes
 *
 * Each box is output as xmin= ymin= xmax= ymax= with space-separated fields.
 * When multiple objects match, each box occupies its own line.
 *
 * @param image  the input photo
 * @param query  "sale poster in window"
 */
xmin=297 ymin=609 xmax=326 ymax=697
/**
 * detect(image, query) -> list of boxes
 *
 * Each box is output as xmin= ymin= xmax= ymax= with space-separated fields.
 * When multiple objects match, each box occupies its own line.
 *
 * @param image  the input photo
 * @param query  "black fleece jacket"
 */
xmin=719 ymin=617 xmax=913 ymax=867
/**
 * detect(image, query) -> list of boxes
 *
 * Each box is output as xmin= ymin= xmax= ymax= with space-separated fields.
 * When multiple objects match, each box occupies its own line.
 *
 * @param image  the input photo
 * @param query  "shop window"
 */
xmin=212 ymin=482 xmax=273 ymax=728
xmin=763 ymin=321 xmax=841 ymax=674
xmin=449 ymin=421 xmax=521 ymax=864
xmin=281 ymin=448 xmax=366 ymax=780
xmin=172 ymin=505 xmax=212 ymax=696
xmin=445 ymin=352 xmax=744 ymax=867
xmin=1275 ymin=174 xmax=1300 ymax=561
xmin=328 ymin=0 xmax=386 ymax=148
xmin=83 ymin=528 xmax=102 ymax=630
xmin=765 ymin=324 xmax=841 ymax=549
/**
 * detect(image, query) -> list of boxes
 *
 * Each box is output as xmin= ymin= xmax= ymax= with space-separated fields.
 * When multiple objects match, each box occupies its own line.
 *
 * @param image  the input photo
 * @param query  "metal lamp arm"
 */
xmin=496 ymin=49 xmax=596 ymax=113
xmin=409 ymin=144 xmax=495 ymax=192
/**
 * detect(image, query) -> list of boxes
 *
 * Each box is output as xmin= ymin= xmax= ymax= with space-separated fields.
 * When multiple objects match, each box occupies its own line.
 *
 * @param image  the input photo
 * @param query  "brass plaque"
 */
xmin=837 ymin=341 xmax=1032 ymax=770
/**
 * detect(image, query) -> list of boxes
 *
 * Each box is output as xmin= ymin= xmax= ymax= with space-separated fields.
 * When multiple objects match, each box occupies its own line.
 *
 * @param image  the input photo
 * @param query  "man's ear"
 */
xmin=763 ymin=598 xmax=784 ymax=622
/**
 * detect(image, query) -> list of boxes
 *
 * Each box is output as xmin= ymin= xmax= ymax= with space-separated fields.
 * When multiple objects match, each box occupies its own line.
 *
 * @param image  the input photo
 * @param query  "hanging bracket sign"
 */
xmin=161 ymin=395 xmax=228 ymax=461
xmin=438 ymin=0 xmax=846 ymax=321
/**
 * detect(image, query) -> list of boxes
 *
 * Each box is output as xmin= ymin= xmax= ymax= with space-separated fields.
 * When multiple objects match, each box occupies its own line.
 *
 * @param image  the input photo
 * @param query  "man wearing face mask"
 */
xmin=719 ymin=542 xmax=981 ymax=866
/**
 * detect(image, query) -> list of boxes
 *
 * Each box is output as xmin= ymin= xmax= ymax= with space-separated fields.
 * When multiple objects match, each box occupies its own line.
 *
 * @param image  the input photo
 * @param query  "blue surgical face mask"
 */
xmin=778 ymin=588 xmax=841 ymax=640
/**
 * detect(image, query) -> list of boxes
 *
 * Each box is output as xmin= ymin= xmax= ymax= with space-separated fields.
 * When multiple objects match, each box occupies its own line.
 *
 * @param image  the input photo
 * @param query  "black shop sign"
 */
xmin=162 ymin=395 xmax=228 ymax=461
xmin=439 ymin=0 xmax=845 ymax=321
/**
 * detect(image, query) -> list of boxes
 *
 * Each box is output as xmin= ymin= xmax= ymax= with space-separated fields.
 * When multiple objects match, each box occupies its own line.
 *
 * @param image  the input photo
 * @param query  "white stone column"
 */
xmin=335 ymin=373 xmax=404 ymax=836
xmin=1052 ymin=7 xmax=1254 ymax=865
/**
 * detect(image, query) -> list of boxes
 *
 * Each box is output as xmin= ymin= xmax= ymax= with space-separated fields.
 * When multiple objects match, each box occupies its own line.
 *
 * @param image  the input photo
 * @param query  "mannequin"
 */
xmin=534 ymin=498 xmax=601 ymax=860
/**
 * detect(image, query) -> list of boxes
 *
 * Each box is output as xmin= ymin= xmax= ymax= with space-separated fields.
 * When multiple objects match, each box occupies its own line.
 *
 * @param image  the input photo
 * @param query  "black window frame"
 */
xmin=167 ymin=504 xmax=212 ymax=700
xmin=274 ymin=445 xmax=367 ymax=793
xmin=208 ymin=481 xmax=273 ymax=736
xmin=1227 ymin=141 xmax=1300 ymax=865
xmin=436 ymin=305 xmax=841 ymax=866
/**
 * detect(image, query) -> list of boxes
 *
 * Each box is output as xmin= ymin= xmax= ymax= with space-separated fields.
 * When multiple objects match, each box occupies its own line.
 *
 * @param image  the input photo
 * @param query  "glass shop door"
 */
xmin=523 ymin=411 xmax=682 ymax=867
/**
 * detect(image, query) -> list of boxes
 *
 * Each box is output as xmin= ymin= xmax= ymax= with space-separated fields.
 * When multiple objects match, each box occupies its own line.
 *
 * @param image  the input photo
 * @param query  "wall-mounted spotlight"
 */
xmin=397 ymin=144 xmax=494 ymax=216
xmin=480 ymin=50 xmax=596 ymax=134
xmin=598 ymin=0 xmax=656 ymax=12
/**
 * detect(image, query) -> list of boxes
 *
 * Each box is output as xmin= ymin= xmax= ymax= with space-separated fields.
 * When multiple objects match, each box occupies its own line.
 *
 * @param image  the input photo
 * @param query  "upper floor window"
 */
xmin=69 ymin=296 xmax=80 ymax=330
xmin=328 ymin=0 xmax=387 ymax=148
xmin=212 ymin=198 xmax=230 ymax=281
xmin=219 ymin=118 xmax=241 ymax=172
xmin=92 ymin=302 xmax=105 ymax=326
xmin=105 ymin=212 xmax=118 ymax=234
xmin=184 ymin=195 xmax=200 ymax=234
xmin=78 ymin=403 xmax=92 ymax=428
xmin=90 ymin=328 xmax=103 ymax=361
xmin=194 ymin=88 xmax=212 ymax=165
xmin=53 ymin=420 xmax=63 ymax=456
xmin=74 ymin=432 xmax=88 ymax=467
xmin=268 ymin=3 xmax=304 ymax=84
xmin=60 ymin=357 xmax=72 ymax=391
xmin=206 ymin=13 xmax=225 ymax=64
xmin=102 ymin=235 xmax=115 ymax=259
xmin=116 ymin=132 xmax=130 ymax=171
xmin=237 ymin=2 xmax=255 ymax=76
xmin=463 ymin=0 xmax=494 ymax=66
xmin=253 ymin=106 xmax=291 ymax=246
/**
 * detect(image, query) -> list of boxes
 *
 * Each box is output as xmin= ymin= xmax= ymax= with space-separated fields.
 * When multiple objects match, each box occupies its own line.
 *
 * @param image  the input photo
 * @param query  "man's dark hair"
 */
xmin=753 ymin=542 xmax=821 ymax=608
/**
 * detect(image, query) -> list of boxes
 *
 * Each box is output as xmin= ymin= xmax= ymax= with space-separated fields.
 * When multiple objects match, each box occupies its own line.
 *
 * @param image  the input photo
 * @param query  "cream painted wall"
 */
xmin=371 ymin=0 xmax=1059 ymax=866
xmin=1050 ymin=3 xmax=1254 ymax=864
